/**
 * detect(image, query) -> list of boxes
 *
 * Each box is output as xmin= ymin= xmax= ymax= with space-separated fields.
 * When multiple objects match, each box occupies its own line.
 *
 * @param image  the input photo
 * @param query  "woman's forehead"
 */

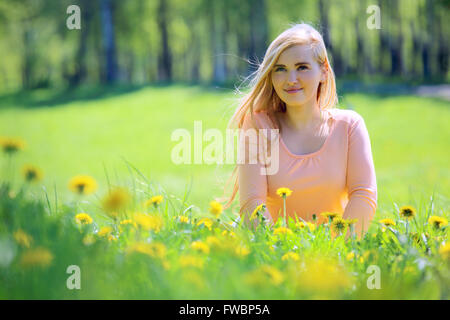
xmin=276 ymin=44 xmax=314 ymax=64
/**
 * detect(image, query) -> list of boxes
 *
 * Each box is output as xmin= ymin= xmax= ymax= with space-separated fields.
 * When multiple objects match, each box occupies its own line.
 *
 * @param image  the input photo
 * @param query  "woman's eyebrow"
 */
xmin=274 ymin=62 xmax=310 ymax=67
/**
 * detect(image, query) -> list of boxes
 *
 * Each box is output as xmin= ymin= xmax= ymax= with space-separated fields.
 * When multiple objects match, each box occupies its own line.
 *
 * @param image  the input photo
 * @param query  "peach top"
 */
xmin=238 ymin=108 xmax=377 ymax=226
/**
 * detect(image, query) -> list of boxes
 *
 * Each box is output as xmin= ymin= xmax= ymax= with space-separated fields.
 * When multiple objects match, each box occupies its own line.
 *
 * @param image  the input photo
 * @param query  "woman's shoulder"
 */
xmin=243 ymin=110 xmax=276 ymax=129
xmin=327 ymin=108 xmax=363 ymax=127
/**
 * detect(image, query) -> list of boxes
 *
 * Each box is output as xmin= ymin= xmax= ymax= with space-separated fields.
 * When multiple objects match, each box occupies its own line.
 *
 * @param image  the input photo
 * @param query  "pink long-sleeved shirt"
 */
xmin=238 ymin=107 xmax=377 ymax=231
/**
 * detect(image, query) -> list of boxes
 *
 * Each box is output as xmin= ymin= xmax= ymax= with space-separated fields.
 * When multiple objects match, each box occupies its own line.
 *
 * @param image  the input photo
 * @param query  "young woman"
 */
xmin=223 ymin=23 xmax=377 ymax=238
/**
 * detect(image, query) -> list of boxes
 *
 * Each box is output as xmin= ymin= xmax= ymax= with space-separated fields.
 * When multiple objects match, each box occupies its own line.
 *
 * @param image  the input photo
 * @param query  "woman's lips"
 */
xmin=285 ymin=88 xmax=303 ymax=94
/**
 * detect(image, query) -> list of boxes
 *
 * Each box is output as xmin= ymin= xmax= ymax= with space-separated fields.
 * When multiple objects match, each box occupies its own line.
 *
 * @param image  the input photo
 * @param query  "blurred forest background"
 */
xmin=0 ymin=0 xmax=448 ymax=92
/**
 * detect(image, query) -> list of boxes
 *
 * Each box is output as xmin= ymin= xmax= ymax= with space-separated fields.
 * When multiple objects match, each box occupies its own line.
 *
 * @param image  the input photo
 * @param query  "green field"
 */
xmin=1 ymin=85 xmax=449 ymax=299
xmin=1 ymin=85 xmax=449 ymax=217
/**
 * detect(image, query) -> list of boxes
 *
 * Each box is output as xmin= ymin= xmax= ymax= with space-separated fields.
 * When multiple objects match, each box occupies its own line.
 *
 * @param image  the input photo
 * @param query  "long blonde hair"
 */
xmin=220 ymin=22 xmax=338 ymax=210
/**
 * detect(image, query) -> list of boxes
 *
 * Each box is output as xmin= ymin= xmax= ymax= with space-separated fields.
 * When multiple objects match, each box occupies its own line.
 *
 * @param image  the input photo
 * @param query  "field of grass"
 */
xmin=0 ymin=85 xmax=449 ymax=299
xmin=0 ymin=85 xmax=449 ymax=215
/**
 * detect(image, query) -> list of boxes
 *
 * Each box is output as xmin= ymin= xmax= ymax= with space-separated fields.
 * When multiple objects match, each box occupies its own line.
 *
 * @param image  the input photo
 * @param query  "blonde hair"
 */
xmin=220 ymin=22 xmax=338 ymax=210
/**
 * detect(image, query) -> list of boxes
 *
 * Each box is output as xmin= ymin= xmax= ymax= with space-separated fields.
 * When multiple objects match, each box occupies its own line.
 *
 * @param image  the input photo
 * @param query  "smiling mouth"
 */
xmin=284 ymin=88 xmax=303 ymax=93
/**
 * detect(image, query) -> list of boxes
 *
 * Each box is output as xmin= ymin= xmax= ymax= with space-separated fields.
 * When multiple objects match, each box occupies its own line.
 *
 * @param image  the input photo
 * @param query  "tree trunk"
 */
xmin=157 ymin=0 xmax=172 ymax=82
xmin=100 ymin=0 xmax=118 ymax=83
xmin=209 ymin=0 xmax=226 ymax=84
xmin=248 ymin=0 xmax=268 ymax=73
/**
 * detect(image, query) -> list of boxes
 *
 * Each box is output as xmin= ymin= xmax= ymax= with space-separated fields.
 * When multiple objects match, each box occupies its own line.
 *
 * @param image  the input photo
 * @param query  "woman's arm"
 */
xmin=238 ymin=112 xmax=273 ymax=228
xmin=343 ymin=113 xmax=378 ymax=239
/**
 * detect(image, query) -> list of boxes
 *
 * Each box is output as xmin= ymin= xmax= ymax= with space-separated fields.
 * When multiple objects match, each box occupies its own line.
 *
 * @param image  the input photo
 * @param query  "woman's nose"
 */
xmin=287 ymin=71 xmax=298 ymax=84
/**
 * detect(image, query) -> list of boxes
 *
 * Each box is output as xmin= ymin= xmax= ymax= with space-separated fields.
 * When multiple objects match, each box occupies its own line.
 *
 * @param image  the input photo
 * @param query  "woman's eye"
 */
xmin=298 ymin=66 xmax=307 ymax=70
xmin=275 ymin=67 xmax=285 ymax=72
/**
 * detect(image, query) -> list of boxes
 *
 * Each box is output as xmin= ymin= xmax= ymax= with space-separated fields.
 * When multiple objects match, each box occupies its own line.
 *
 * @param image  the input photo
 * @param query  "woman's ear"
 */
xmin=320 ymin=65 xmax=327 ymax=83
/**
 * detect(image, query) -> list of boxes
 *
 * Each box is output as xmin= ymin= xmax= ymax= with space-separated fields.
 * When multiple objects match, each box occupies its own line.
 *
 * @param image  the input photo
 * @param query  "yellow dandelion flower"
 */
xmin=209 ymin=200 xmax=223 ymax=218
xmin=97 ymin=226 xmax=113 ymax=237
xmin=120 ymin=219 xmax=137 ymax=228
xmin=127 ymin=242 xmax=167 ymax=259
xmin=107 ymin=235 xmax=118 ymax=242
xmin=250 ymin=204 xmax=265 ymax=221
xmin=68 ymin=175 xmax=97 ymax=195
xmin=191 ymin=241 xmax=210 ymax=254
xmin=82 ymin=234 xmax=96 ymax=246
xmin=134 ymin=213 xmax=163 ymax=232
xmin=346 ymin=218 xmax=358 ymax=226
xmin=75 ymin=213 xmax=93 ymax=225
xmin=13 ymin=229 xmax=33 ymax=248
xmin=428 ymin=216 xmax=448 ymax=229
xmin=439 ymin=243 xmax=450 ymax=260
xmin=177 ymin=216 xmax=190 ymax=223
xmin=102 ymin=187 xmax=131 ymax=215
xmin=19 ymin=247 xmax=53 ymax=268
xmin=282 ymin=252 xmax=300 ymax=261
xmin=274 ymin=226 xmax=293 ymax=236
xmin=296 ymin=221 xmax=306 ymax=229
xmin=144 ymin=195 xmax=164 ymax=208
xmin=179 ymin=255 xmax=205 ymax=269
xmin=221 ymin=230 xmax=236 ymax=238
xmin=276 ymin=187 xmax=293 ymax=198
xmin=197 ymin=217 xmax=213 ymax=230
xmin=331 ymin=217 xmax=347 ymax=234
xmin=399 ymin=205 xmax=416 ymax=220
xmin=261 ymin=265 xmax=284 ymax=285
xmin=235 ymin=245 xmax=250 ymax=257
xmin=0 ymin=137 xmax=25 ymax=154
xmin=22 ymin=165 xmax=43 ymax=183
xmin=379 ymin=218 xmax=396 ymax=227
xmin=321 ymin=211 xmax=341 ymax=221
xmin=346 ymin=252 xmax=355 ymax=261
xmin=206 ymin=236 xmax=221 ymax=247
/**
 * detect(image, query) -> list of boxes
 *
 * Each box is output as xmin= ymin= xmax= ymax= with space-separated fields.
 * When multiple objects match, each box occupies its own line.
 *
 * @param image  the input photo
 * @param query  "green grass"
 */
xmin=0 ymin=85 xmax=449 ymax=299
xmin=0 ymin=85 xmax=449 ymax=218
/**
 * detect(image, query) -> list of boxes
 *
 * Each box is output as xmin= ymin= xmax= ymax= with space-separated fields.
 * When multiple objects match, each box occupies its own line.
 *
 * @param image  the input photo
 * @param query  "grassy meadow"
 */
xmin=0 ymin=85 xmax=449 ymax=299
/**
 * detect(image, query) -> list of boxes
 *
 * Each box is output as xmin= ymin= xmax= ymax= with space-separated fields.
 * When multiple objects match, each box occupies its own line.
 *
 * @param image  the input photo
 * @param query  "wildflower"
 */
xmin=439 ymin=243 xmax=450 ymax=260
xmin=250 ymin=204 xmax=265 ymax=221
xmin=428 ymin=216 xmax=448 ymax=229
xmin=191 ymin=241 xmax=210 ymax=254
xmin=209 ymin=200 xmax=223 ymax=218
xmin=197 ymin=218 xmax=213 ymax=230
xmin=120 ymin=219 xmax=137 ymax=228
xmin=399 ymin=205 xmax=416 ymax=220
xmin=282 ymin=252 xmax=300 ymax=261
xmin=179 ymin=255 xmax=205 ymax=269
xmin=295 ymin=221 xmax=316 ymax=231
xmin=128 ymin=242 xmax=167 ymax=259
xmin=346 ymin=252 xmax=355 ymax=261
xmin=22 ymin=165 xmax=43 ymax=183
xmin=0 ymin=137 xmax=25 ymax=154
xmin=19 ymin=247 xmax=53 ymax=268
xmin=235 ymin=245 xmax=250 ymax=257
xmin=222 ymin=230 xmax=236 ymax=238
xmin=346 ymin=218 xmax=358 ymax=226
xmin=108 ymin=235 xmax=118 ymax=242
xmin=134 ymin=213 xmax=163 ymax=232
xmin=82 ymin=234 xmax=96 ymax=246
xmin=102 ymin=187 xmax=131 ymax=216
xmin=321 ymin=211 xmax=341 ymax=221
xmin=68 ymin=175 xmax=97 ymax=195
xmin=379 ymin=218 xmax=396 ymax=227
xmin=276 ymin=187 xmax=292 ymax=198
xmin=75 ymin=213 xmax=93 ymax=225
xmin=331 ymin=217 xmax=347 ymax=234
xmin=296 ymin=258 xmax=353 ymax=296
xmin=13 ymin=229 xmax=33 ymax=248
xmin=206 ymin=236 xmax=221 ymax=247
xmin=144 ymin=195 xmax=164 ymax=208
xmin=97 ymin=226 xmax=113 ymax=237
xmin=177 ymin=216 xmax=190 ymax=223
xmin=261 ymin=265 xmax=284 ymax=285
xmin=274 ymin=227 xmax=293 ymax=236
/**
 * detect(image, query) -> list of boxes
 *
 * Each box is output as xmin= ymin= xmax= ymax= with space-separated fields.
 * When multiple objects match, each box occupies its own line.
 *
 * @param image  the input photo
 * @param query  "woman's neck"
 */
xmin=280 ymin=100 xmax=323 ymax=132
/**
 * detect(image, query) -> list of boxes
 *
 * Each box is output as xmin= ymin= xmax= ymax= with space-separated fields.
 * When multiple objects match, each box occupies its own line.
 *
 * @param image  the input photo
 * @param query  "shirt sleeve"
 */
xmin=238 ymin=112 xmax=269 ymax=218
xmin=343 ymin=113 xmax=378 ymax=234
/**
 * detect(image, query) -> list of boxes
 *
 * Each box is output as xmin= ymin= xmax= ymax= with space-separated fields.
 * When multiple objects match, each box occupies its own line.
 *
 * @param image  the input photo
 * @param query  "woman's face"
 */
xmin=270 ymin=44 xmax=326 ymax=109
